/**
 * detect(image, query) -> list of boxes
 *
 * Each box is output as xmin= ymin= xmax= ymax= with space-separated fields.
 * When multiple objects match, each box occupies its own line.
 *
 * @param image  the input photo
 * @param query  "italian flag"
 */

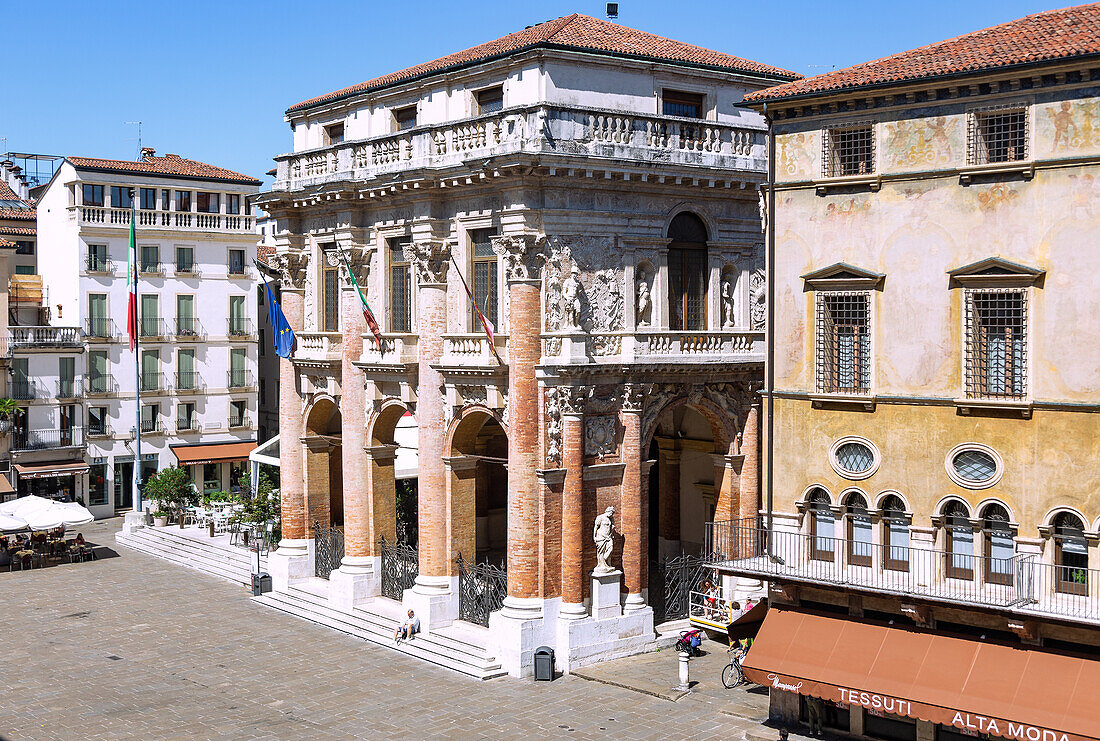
xmin=340 ymin=252 xmax=383 ymax=352
xmin=126 ymin=200 xmax=138 ymax=350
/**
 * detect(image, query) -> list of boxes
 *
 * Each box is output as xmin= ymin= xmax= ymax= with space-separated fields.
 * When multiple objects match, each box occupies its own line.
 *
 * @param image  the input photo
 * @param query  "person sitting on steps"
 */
xmin=394 ymin=609 xmax=420 ymax=644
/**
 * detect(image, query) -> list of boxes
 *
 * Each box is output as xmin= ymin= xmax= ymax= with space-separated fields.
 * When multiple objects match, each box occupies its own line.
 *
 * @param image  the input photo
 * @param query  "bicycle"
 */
xmin=722 ymin=645 xmax=746 ymax=689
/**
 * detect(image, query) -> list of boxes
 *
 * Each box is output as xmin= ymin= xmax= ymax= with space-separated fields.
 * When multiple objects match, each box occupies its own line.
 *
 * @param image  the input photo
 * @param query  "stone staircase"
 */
xmin=253 ymin=585 xmax=507 ymax=680
xmin=115 ymin=526 xmax=266 ymax=586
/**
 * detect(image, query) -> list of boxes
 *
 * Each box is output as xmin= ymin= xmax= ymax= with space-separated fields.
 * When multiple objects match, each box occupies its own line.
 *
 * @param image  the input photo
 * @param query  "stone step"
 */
xmin=115 ymin=527 xmax=266 ymax=586
xmin=253 ymin=590 xmax=506 ymax=680
xmin=131 ymin=526 xmax=262 ymax=567
xmin=116 ymin=534 xmax=253 ymax=585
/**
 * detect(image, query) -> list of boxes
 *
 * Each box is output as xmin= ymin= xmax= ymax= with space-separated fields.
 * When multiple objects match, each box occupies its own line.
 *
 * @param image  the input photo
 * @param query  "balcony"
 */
xmin=86 ymin=318 xmax=117 ymax=341
xmin=135 ymin=419 xmax=162 ymax=435
xmin=176 ymin=417 xmax=200 ymax=433
xmin=84 ymin=255 xmax=114 ymax=275
xmin=175 ymin=318 xmax=206 ymax=341
xmin=87 ymin=422 xmax=111 ymax=438
xmin=227 ymin=317 xmax=256 ymax=339
xmin=440 ymin=334 xmax=509 ymax=373
xmin=228 ymin=261 xmax=249 ymax=279
xmin=9 ymin=326 xmax=83 ymax=350
xmin=706 ymin=522 xmax=1100 ymax=627
xmin=10 ymin=380 xmax=37 ymax=401
xmin=229 ymin=413 xmax=251 ymax=430
xmin=55 ymin=379 xmax=81 ymax=400
xmin=11 ymin=427 xmax=83 ymax=452
xmin=227 ymin=369 xmax=254 ymax=389
xmin=139 ymin=372 xmax=165 ymax=393
xmin=139 ymin=317 xmax=168 ymax=340
xmin=540 ymin=329 xmax=764 ymax=366
xmin=174 ymin=262 xmax=201 ymax=277
xmin=275 ymin=103 xmax=765 ymax=191
xmin=357 ymin=333 xmax=418 ymax=370
xmin=297 ymin=331 xmax=343 ymax=361
xmin=84 ymin=374 xmax=117 ymax=396
xmin=72 ymin=206 xmax=254 ymax=234
xmin=175 ymin=371 xmax=204 ymax=392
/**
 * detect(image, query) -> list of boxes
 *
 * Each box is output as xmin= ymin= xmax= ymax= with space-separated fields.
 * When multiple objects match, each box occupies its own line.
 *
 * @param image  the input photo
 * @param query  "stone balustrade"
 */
xmin=358 ymin=333 xmax=419 ymax=367
xmin=296 ymin=332 xmax=343 ymax=360
xmin=275 ymin=104 xmax=766 ymax=189
xmin=71 ymin=206 xmax=254 ymax=233
xmin=440 ymin=333 xmax=509 ymax=368
xmin=541 ymin=329 xmax=764 ymax=364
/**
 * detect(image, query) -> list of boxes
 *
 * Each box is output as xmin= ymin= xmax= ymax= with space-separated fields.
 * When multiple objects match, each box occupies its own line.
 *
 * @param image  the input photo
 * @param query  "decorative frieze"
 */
xmin=750 ymin=267 xmax=766 ymax=330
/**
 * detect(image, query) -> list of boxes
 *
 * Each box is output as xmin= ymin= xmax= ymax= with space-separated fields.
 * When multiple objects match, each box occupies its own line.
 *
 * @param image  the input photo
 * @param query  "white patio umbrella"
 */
xmin=0 ymin=496 xmax=93 ymax=531
xmin=0 ymin=494 xmax=53 ymax=520
xmin=0 ymin=514 xmax=28 ymax=532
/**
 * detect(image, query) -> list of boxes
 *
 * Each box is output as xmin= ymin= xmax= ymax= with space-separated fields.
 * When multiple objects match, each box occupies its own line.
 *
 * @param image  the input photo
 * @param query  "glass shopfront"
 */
xmin=88 ymin=461 xmax=109 ymax=506
xmin=18 ymin=474 xmax=77 ymax=500
xmin=800 ymin=696 xmax=851 ymax=732
xmin=866 ymin=712 xmax=917 ymax=741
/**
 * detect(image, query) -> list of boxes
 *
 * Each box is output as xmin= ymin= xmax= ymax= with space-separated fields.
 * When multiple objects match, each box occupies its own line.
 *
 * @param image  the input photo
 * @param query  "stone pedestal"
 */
xmin=121 ymin=510 xmax=145 ymax=535
xmin=487 ymin=596 xmax=555 ymax=678
xmin=268 ymin=539 xmax=313 ymax=592
xmin=554 ymin=570 xmax=656 ymax=674
xmin=403 ymin=574 xmax=459 ymax=632
xmin=592 ymin=570 xmax=624 ymax=620
xmin=328 ymin=555 xmax=380 ymax=611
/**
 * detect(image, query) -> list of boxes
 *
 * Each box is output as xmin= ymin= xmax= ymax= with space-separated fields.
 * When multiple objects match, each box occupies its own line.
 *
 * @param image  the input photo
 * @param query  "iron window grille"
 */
xmin=470 ymin=229 xmax=498 ymax=331
xmin=815 ymin=292 xmax=871 ymax=394
xmin=823 ymin=123 xmax=875 ymax=177
xmin=965 ymin=289 xmax=1026 ymax=400
xmin=968 ymin=106 xmax=1028 ymax=165
xmin=389 ymin=239 xmax=412 ymax=333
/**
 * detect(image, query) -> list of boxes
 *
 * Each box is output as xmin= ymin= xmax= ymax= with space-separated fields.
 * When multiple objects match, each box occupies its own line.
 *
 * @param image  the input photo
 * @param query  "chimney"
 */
xmin=164 ymin=153 xmax=181 ymax=159
xmin=141 ymin=147 xmax=156 ymax=160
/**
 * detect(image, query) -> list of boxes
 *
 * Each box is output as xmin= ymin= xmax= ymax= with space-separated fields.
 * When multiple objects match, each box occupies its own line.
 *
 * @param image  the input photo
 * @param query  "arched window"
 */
xmin=880 ymin=494 xmax=909 ymax=572
xmin=667 ymin=212 xmax=708 ymax=331
xmin=981 ymin=502 xmax=1014 ymax=586
xmin=844 ymin=491 xmax=872 ymax=567
xmin=943 ymin=500 xmax=974 ymax=580
xmin=806 ymin=488 xmax=835 ymax=562
xmin=1052 ymin=512 xmax=1088 ymax=596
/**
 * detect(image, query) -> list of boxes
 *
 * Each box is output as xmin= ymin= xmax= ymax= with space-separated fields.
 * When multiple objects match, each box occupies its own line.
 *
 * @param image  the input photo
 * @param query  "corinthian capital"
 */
xmin=270 ymin=251 xmax=309 ymax=290
xmin=403 ymin=239 xmax=450 ymax=284
xmin=620 ymin=383 xmax=650 ymax=413
xmin=330 ymin=245 xmax=372 ymax=287
xmin=491 ymin=233 xmax=544 ymax=282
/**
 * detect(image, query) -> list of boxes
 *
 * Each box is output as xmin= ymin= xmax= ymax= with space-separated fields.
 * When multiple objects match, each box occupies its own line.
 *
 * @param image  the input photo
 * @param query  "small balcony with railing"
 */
xmin=440 ymin=334 xmax=509 ymax=373
xmin=71 ymin=206 xmax=254 ymax=234
xmin=541 ymin=329 xmax=764 ymax=366
xmin=175 ymin=415 xmax=200 ymax=434
xmin=228 ymin=412 xmax=251 ymax=430
xmin=174 ymin=318 xmax=206 ymax=341
xmin=357 ymin=333 xmax=418 ymax=370
xmin=227 ymin=317 xmax=256 ymax=339
xmin=227 ymin=369 xmax=254 ymax=390
xmin=83 ymin=254 xmax=114 ymax=275
xmin=138 ymin=258 xmax=163 ymax=277
xmin=84 ymin=374 xmax=118 ymax=396
xmin=174 ymin=371 xmax=205 ymax=393
xmin=55 ymin=378 xmax=81 ymax=400
xmin=174 ymin=260 xmax=201 ymax=277
xmin=296 ymin=332 xmax=343 ymax=362
xmin=139 ymin=372 xmax=166 ymax=394
xmin=11 ymin=427 xmax=84 ymax=452
xmin=9 ymin=379 xmax=39 ymax=401
xmin=227 ymin=259 xmax=249 ymax=279
xmin=85 ymin=318 xmax=117 ymax=341
xmin=87 ymin=420 xmax=111 ymax=439
xmin=134 ymin=418 xmax=162 ymax=436
xmin=705 ymin=521 xmax=1100 ymax=628
xmin=139 ymin=317 xmax=168 ymax=340
xmin=9 ymin=326 xmax=83 ymax=350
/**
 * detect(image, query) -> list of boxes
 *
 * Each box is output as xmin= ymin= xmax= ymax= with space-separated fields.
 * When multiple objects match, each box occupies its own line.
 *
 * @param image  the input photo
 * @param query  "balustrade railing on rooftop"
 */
xmin=9 ymin=326 xmax=82 ymax=348
xmin=73 ymin=206 xmax=254 ymax=233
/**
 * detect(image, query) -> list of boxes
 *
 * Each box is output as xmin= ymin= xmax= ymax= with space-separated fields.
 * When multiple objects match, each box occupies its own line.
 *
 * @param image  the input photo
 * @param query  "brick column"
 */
xmin=366 ymin=444 xmax=398 ymax=548
xmin=339 ymin=270 xmax=369 ymax=567
xmin=560 ymin=396 xmax=586 ymax=617
xmin=738 ymin=403 xmax=761 ymax=525
xmin=278 ymin=286 xmax=306 ymax=552
xmin=620 ymin=384 xmax=646 ymax=611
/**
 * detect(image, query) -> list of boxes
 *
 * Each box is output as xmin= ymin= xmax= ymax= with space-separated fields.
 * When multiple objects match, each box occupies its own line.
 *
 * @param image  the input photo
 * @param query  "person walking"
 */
xmin=806 ymin=696 xmax=825 ymax=737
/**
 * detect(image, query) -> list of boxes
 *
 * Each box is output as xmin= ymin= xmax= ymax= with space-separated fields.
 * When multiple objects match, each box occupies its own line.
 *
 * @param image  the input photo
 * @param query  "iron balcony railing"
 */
xmin=139 ymin=317 xmax=168 ymax=338
xmin=228 ymin=260 xmax=248 ymax=277
xmin=9 ymin=326 xmax=83 ymax=348
xmin=176 ymin=416 xmax=199 ymax=432
xmin=86 ymin=317 xmax=117 ymax=339
xmin=87 ymin=421 xmax=110 ymax=437
xmin=227 ymin=317 xmax=254 ymax=337
xmin=229 ymin=413 xmax=251 ymax=429
xmin=175 ymin=318 xmax=206 ymax=340
xmin=11 ymin=427 xmax=83 ymax=451
xmin=55 ymin=379 xmax=81 ymax=399
xmin=174 ymin=371 xmax=203 ymax=392
xmin=706 ymin=522 xmax=1100 ymax=626
xmin=174 ymin=261 xmax=200 ymax=276
xmin=84 ymin=374 xmax=117 ymax=395
xmin=139 ymin=372 xmax=165 ymax=392
xmin=227 ymin=369 xmax=253 ymax=389
xmin=85 ymin=255 xmax=114 ymax=273
xmin=139 ymin=260 xmax=163 ymax=276
xmin=137 ymin=419 xmax=160 ymax=434
xmin=10 ymin=380 xmax=36 ymax=400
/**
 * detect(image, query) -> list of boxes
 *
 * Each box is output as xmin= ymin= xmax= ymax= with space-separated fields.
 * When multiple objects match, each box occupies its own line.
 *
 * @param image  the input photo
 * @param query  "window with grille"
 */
xmin=389 ymin=238 xmax=412 ymax=333
xmin=470 ymin=228 xmax=498 ymax=332
xmin=320 ymin=250 xmax=339 ymax=332
xmin=394 ymin=106 xmax=417 ymax=131
xmin=662 ymin=90 xmax=704 ymax=119
xmin=966 ymin=289 xmax=1026 ymax=400
xmin=816 ymin=292 xmax=870 ymax=394
xmin=968 ymin=107 xmax=1028 ymax=165
xmin=824 ymin=124 xmax=875 ymax=176
xmin=667 ymin=212 xmax=709 ymax=331
xmin=476 ymin=87 xmax=503 ymax=115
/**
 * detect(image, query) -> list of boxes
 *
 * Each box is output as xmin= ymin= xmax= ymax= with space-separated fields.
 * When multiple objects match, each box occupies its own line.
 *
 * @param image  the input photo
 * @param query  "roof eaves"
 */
xmin=69 ymin=163 xmax=261 ymax=187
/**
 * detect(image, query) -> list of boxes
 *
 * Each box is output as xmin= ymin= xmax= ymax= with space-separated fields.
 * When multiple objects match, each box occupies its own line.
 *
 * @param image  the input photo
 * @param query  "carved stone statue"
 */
xmin=635 ymin=269 xmax=652 ymax=327
xmin=562 ymin=264 xmax=582 ymax=330
xmin=721 ymin=273 xmax=736 ymax=329
xmin=750 ymin=268 xmax=766 ymax=330
xmin=593 ymin=506 xmax=616 ymax=575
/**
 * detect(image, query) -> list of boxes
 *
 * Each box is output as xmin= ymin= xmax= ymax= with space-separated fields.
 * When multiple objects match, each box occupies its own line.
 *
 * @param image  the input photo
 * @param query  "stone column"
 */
xmin=620 ymin=384 xmax=647 ymax=612
xmin=738 ymin=403 xmax=761 ymax=524
xmin=403 ymin=239 xmax=456 ymax=629
xmin=331 ymin=248 xmax=378 ymax=609
xmin=560 ymin=389 xmax=586 ymax=618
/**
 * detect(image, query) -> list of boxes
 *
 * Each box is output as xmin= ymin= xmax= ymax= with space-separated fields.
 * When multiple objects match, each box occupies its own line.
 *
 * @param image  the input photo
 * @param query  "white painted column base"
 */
xmin=555 ymin=576 xmax=655 ymax=674
xmin=328 ymin=555 xmax=380 ymax=611
xmin=403 ymin=574 xmax=459 ymax=632
xmin=121 ymin=510 xmax=146 ymax=535
xmin=268 ymin=538 xmax=313 ymax=592
xmin=488 ymin=596 xmax=558 ymax=678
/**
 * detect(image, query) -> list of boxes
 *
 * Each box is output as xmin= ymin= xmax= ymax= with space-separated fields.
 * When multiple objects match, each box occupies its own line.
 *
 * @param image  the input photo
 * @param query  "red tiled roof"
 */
xmin=745 ymin=4 xmax=1100 ymax=104
xmin=0 ymin=181 xmax=36 ymax=220
xmin=256 ymin=241 xmax=275 ymax=264
xmin=68 ymin=154 xmax=261 ymax=185
xmin=288 ymin=14 xmax=800 ymax=113
xmin=0 ymin=238 xmax=14 ymax=248
xmin=0 ymin=226 xmax=35 ymax=237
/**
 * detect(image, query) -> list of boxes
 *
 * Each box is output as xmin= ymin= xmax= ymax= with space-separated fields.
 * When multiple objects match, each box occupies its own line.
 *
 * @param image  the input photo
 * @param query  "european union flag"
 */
xmin=259 ymin=266 xmax=295 ymax=358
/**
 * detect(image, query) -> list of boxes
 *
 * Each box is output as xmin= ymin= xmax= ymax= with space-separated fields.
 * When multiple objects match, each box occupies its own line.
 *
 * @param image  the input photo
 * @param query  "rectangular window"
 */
xmin=196 ymin=192 xmax=220 ymax=213
xmin=140 ymin=350 xmax=159 ymax=391
xmin=322 ymin=262 xmax=339 ymax=333
xmin=203 ymin=462 xmax=220 ymax=493
xmin=175 ymin=190 xmax=191 ymax=212
xmin=470 ymin=228 xmax=498 ymax=331
xmin=226 ymin=194 xmax=241 ymax=215
xmin=816 ymin=292 xmax=871 ymax=394
xmin=259 ymin=378 xmax=266 ymax=405
xmin=230 ymin=400 xmax=247 ymax=427
xmin=58 ymin=357 xmax=75 ymax=398
xmin=140 ymin=187 xmax=157 ymax=210
xmin=229 ymin=347 xmax=247 ymax=387
xmin=89 ymin=462 xmax=108 ymax=505
xmin=966 ymin=290 xmax=1026 ymax=400
xmin=110 ymin=186 xmax=132 ymax=209
xmin=229 ymin=295 xmax=247 ymax=335
xmin=177 ymin=402 xmax=196 ymax=431
xmin=140 ymin=245 xmax=159 ymax=273
xmin=89 ymin=407 xmax=108 ymax=435
xmin=848 ymin=513 xmax=873 ymax=567
xmin=228 ymin=249 xmax=246 ymax=275
xmin=476 ymin=87 xmax=504 ymax=115
xmin=969 ymin=107 xmax=1028 ymax=165
xmin=176 ymin=295 xmax=195 ymax=335
xmin=325 ymin=122 xmax=345 ymax=144
xmin=662 ymin=90 xmax=704 ymax=119
xmin=161 ymin=189 xmax=171 ymax=210
xmin=389 ymin=238 xmax=412 ymax=333
xmin=88 ymin=351 xmax=108 ymax=393
xmin=87 ymin=243 xmax=108 ymax=272
xmin=140 ymin=294 xmax=160 ymax=337
xmin=176 ymin=246 xmax=195 ymax=272
xmin=14 ymin=265 xmax=34 ymax=275
xmin=10 ymin=358 xmax=29 ymax=400
xmin=15 ymin=240 xmax=33 ymax=255
xmin=824 ymin=124 xmax=875 ymax=176
xmin=140 ymin=403 xmax=158 ymax=433
xmin=177 ymin=348 xmax=196 ymax=390
xmin=394 ymin=105 xmax=417 ymax=131
xmin=82 ymin=184 xmax=104 ymax=206
xmin=668 ymin=246 xmax=707 ymax=331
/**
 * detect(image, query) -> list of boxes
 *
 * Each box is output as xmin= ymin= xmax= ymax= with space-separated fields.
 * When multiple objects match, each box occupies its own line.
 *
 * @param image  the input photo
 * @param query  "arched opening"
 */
xmin=843 ymin=491 xmax=871 ymax=567
xmin=806 ymin=488 xmax=834 ymax=562
xmin=304 ymin=397 xmax=342 ymax=529
xmin=880 ymin=494 xmax=909 ymax=573
xmin=448 ymin=409 xmax=508 ymax=565
xmin=942 ymin=499 xmax=974 ymax=580
xmin=369 ymin=403 xmax=415 ymax=545
xmin=1051 ymin=511 xmax=1088 ymax=596
xmin=666 ymin=212 xmax=709 ymax=331
xmin=980 ymin=501 xmax=1014 ymax=586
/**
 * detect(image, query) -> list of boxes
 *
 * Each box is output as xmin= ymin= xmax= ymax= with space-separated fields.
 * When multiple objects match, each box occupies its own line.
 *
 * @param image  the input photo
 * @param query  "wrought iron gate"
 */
xmin=314 ymin=521 xmax=344 ymax=579
xmin=457 ymin=555 xmax=507 ymax=627
xmin=380 ymin=538 xmax=419 ymax=601
xmin=651 ymin=553 xmax=716 ymax=624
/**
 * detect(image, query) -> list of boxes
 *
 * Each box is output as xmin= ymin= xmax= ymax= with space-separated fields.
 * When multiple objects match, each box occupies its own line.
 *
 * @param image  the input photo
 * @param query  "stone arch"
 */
xmin=874 ymin=489 xmax=912 ymax=514
xmin=933 ymin=495 xmax=973 ymax=519
xmin=643 ymin=396 xmax=735 ymax=455
xmin=445 ymin=405 xmax=509 ymax=568
xmin=662 ymin=203 xmax=717 ymax=242
xmin=304 ymin=394 xmax=340 ymax=435
xmin=364 ymin=398 xmax=414 ymax=546
xmin=302 ymin=394 xmax=343 ymax=529
xmin=368 ymin=398 xmax=413 ymax=446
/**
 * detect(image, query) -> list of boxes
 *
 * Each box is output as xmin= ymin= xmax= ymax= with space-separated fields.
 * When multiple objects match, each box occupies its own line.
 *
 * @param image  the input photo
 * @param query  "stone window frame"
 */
xmin=966 ymin=102 xmax=1030 ymax=166
xmin=944 ymin=442 xmax=1004 ymax=490
xmin=384 ymin=233 xmax=414 ymax=334
xmin=813 ymin=290 xmax=873 ymax=396
xmin=828 ymin=435 xmax=881 ymax=481
xmin=822 ymin=120 xmax=876 ymax=177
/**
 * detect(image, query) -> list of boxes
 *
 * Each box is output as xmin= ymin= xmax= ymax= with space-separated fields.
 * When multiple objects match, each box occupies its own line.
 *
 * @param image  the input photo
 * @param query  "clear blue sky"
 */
xmin=4 ymin=0 xmax=1061 ymax=188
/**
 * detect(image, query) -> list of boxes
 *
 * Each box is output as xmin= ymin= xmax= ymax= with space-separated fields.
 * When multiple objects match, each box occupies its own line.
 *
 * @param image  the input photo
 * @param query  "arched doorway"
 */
xmin=369 ymin=403 xmax=415 ymax=546
xmin=304 ymin=396 xmax=342 ymax=529
xmin=447 ymin=408 xmax=508 ymax=565
xmin=667 ymin=212 xmax=709 ymax=331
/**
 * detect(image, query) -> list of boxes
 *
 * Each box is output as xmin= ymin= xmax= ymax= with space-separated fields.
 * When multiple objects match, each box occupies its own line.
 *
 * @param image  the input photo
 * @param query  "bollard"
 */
xmin=674 ymin=650 xmax=692 ymax=692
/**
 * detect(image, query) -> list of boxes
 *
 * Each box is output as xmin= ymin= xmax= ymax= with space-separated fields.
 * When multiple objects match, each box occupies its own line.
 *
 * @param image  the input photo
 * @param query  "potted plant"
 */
xmin=143 ymin=466 xmax=198 ymax=524
xmin=152 ymin=510 xmax=169 ymax=527
xmin=0 ymin=398 xmax=20 ymax=435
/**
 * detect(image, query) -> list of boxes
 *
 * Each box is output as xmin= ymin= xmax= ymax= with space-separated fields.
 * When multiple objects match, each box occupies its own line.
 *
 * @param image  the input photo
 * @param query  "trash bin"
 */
xmin=252 ymin=572 xmax=272 ymax=596
xmin=533 ymin=646 xmax=555 ymax=681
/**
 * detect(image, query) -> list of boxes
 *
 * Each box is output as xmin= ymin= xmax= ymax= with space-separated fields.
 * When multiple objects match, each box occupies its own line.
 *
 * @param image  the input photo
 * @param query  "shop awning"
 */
xmin=0 ymin=476 xmax=14 ymax=494
xmin=743 ymin=609 xmax=1099 ymax=741
xmin=727 ymin=599 xmax=768 ymax=642
xmin=171 ymin=441 xmax=256 ymax=466
xmin=14 ymin=461 xmax=91 ymax=479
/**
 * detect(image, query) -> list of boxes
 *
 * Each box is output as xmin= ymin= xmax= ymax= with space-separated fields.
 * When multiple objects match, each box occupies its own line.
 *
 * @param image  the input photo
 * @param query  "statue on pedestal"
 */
xmin=593 ymin=506 xmax=616 ymax=575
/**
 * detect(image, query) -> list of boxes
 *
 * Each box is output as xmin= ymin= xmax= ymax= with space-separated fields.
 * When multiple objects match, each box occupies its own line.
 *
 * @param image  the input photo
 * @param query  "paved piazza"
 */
xmin=0 ymin=519 xmax=766 ymax=741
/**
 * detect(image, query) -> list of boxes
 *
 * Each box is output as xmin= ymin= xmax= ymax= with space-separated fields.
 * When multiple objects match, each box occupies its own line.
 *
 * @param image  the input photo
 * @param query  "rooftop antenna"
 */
xmin=124 ymin=121 xmax=142 ymax=160
xmin=606 ymin=3 xmax=618 ymax=19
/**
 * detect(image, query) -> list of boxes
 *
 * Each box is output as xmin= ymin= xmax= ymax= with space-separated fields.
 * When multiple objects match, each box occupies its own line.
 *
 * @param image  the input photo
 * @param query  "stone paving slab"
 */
xmin=0 ymin=517 xmax=773 ymax=740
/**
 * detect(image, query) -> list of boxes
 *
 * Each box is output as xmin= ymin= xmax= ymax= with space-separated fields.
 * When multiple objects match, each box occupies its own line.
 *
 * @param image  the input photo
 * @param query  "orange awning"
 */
xmin=743 ymin=609 xmax=1100 ymax=741
xmin=0 ymin=476 xmax=14 ymax=493
xmin=171 ymin=442 xmax=256 ymax=466
xmin=14 ymin=461 xmax=91 ymax=479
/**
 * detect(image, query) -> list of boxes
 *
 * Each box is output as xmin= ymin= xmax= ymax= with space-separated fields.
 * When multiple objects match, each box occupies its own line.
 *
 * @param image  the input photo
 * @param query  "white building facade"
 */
xmin=34 ymin=151 xmax=261 ymax=518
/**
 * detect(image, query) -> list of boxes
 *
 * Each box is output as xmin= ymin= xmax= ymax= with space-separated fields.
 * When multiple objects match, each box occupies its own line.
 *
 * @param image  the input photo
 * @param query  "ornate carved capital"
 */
xmin=620 ymin=383 xmax=649 ymax=413
xmin=270 ymin=251 xmax=309 ymax=290
xmin=559 ymin=385 xmax=590 ymax=417
xmin=403 ymin=239 xmax=450 ymax=284
xmin=491 ymin=233 xmax=544 ymax=282
xmin=331 ymin=245 xmax=372 ymax=287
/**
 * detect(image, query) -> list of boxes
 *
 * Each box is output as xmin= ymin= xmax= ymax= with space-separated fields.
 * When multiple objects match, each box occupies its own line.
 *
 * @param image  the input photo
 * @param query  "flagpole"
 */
xmin=130 ymin=189 xmax=141 ymax=513
xmin=448 ymin=253 xmax=502 ymax=366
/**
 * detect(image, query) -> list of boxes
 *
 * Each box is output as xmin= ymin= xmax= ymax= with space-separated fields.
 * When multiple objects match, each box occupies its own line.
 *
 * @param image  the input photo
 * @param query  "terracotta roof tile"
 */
xmin=289 ymin=14 xmax=800 ymax=113
xmin=745 ymin=4 xmax=1100 ymax=104
xmin=0 ymin=226 xmax=35 ymax=237
xmin=68 ymin=154 xmax=261 ymax=185
xmin=0 ymin=181 xmax=20 ymax=201
xmin=256 ymin=241 xmax=275 ymax=264
xmin=0 ymin=208 xmax=35 ymax=221
xmin=0 ymin=238 xmax=14 ymax=248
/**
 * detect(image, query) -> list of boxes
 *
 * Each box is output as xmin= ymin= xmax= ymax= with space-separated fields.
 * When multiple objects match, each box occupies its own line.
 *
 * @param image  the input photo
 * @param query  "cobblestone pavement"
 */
xmin=0 ymin=518 xmax=769 ymax=741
